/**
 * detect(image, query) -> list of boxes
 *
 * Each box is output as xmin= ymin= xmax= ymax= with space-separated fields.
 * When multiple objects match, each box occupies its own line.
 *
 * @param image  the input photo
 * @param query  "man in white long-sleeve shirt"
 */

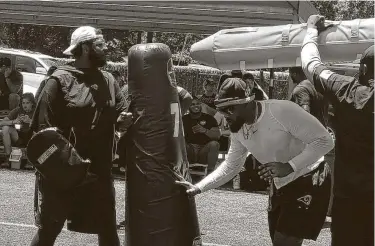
xmin=177 ymin=77 xmax=334 ymax=245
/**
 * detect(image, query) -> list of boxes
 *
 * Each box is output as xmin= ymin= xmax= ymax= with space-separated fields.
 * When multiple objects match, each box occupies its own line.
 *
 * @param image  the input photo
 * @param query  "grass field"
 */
xmin=0 ymin=169 xmax=331 ymax=246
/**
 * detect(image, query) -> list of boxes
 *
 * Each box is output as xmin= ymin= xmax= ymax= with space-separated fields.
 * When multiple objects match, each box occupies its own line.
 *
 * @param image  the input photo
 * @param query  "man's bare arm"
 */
xmin=195 ymin=135 xmax=248 ymax=192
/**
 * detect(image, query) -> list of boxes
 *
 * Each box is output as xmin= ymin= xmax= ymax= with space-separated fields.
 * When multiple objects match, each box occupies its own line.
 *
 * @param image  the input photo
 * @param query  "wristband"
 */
xmin=195 ymin=187 xmax=202 ymax=195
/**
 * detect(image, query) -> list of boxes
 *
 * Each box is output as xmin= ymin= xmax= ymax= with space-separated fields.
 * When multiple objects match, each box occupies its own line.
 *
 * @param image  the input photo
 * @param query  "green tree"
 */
xmin=336 ymin=0 xmax=374 ymax=20
xmin=0 ymin=23 xmax=70 ymax=56
xmin=312 ymin=0 xmax=374 ymax=20
xmin=1 ymin=1 xmax=373 ymax=63
xmin=153 ymin=32 xmax=206 ymax=65
xmin=311 ymin=0 xmax=338 ymax=20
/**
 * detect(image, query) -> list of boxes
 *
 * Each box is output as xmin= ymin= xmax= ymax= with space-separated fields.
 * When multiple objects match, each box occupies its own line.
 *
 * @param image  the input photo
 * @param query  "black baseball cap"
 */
xmin=215 ymin=77 xmax=247 ymax=108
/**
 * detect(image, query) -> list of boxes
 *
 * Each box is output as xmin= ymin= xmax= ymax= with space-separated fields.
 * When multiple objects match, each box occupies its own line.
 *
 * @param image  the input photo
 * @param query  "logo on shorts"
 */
xmin=312 ymin=163 xmax=329 ymax=186
xmin=297 ymin=195 xmax=312 ymax=207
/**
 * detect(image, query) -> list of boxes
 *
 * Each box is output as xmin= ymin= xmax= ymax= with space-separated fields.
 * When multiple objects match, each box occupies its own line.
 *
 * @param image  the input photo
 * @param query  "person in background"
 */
xmin=5 ymin=70 xmax=23 ymax=110
xmin=0 ymin=93 xmax=35 ymax=167
xmin=301 ymin=15 xmax=374 ymax=246
xmin=199 ymin=78 xmax=217 ymax=116
xmin=214 ymin=111 xmax=230 ymax=152
xmin=177 ymin=86 xmax=193 ymax=115
xmin=112 ymin=70 xmax=126 ymax=88
xmin=217 ymin=73 xmax=231 ymax=91
xmin=214 ymin=73 xmax=235 ymax=150
xmin=183 ymin=97 xmax=220 ymax=175
xmin=243 ymin=72 xmax=268 ymax=100
xmin=289 ymin=66 xmax=333 ymax=221
xmin=289 ymin=67 xmax=327 ymax=126
xmin=0 ymin=57 xmax=12 ymax=110
xmin=0 ymin=58 xmax=23 ymax=110
xmin=230 ymin=70 xmax=243 ymax=79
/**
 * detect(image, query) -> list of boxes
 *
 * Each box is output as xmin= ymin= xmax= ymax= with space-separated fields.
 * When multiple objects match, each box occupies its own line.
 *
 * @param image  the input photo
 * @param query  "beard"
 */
xmin=228 ymin=117 xmax=246 ymax=133
xmin=358 ymin=72 xmax=374 ymax=86
xmin=89 ymin=49 xmax=107 ymax=68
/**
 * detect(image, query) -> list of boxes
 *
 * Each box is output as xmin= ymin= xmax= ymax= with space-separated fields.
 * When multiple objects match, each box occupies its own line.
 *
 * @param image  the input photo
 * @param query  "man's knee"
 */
xmin=2 ymin=125 xmax=10 ymax=133
xmin=207 ymin=141 xmax=220 ymax=151
xmin=9 ymin=93 xmax=20 ymax=108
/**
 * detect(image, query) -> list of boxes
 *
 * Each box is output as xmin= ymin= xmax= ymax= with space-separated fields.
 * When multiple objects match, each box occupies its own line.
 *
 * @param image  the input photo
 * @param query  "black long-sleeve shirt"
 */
xmin=302 ymin=28 xmax=374 ymax=199
xmin=31 ymin=65 xmax=128 ymax=179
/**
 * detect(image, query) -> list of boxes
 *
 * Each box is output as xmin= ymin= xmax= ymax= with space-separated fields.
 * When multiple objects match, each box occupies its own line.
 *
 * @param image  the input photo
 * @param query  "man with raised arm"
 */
xmin=300 ymin=15 xmax=374 ymax=246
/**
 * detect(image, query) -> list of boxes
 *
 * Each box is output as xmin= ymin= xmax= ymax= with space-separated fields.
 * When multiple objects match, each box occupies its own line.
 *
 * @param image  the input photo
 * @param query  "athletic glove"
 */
xmin=307 ymin=15 xmax=333 ymax=34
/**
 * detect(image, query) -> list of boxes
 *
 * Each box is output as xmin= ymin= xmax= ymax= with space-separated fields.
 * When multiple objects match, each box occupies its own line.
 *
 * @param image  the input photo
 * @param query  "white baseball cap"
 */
xmin=63 ymin=26 xmax=104 ymax=55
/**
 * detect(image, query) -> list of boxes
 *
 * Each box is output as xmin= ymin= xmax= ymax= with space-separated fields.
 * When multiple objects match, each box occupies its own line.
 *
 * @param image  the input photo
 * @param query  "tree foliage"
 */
xmin=0 ymin=1 xmax=373 ymax=63
xmin=312 ymin=0 xmax=374 ymax=20
xmin=0 ymin=23 xmax=70 ymax=56
xmin=0 ymin=22 xmax=205 ymax=64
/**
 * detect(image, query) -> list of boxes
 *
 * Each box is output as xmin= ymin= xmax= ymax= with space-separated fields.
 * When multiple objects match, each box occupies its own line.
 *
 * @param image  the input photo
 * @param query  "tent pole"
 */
xmin=269 ymin=68 xmax=274 ymax=99
xmin=146 ymin=32 xmax=154 ymax=43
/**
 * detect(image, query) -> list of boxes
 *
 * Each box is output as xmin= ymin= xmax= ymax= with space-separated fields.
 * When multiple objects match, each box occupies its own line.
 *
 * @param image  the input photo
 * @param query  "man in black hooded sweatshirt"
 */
xmin=30 ymin=26 xmax=131 ymax=246
xmin=301 ymin=15 xmax=374 ymax=246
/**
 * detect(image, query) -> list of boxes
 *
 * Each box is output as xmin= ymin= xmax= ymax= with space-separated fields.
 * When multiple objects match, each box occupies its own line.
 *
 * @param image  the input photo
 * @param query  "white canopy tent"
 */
xmin=189 ymin=18 xmax=374 ymax=97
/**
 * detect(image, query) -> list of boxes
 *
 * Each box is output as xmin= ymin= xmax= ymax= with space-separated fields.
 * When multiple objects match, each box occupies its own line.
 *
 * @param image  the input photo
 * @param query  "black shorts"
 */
xmin=268 ymin=161 xmax=331 ymax=240
xmin=34 ymin=173 xmax=118 ymax=234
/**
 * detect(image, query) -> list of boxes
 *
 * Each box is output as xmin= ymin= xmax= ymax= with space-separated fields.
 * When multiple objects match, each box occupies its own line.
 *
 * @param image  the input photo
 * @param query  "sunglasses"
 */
xmin=216 ymin=106 xmax=234 ymax=117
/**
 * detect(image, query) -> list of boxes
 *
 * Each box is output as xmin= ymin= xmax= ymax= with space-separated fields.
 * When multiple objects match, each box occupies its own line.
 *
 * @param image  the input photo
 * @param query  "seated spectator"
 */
xmin=214 ymin=73 xmax=233 ymax=152
xmin=242 ymin=72 xmax=268 ymax=100
xmin=214 ymin=111 xmax=230 ymax=152
xmin=217 ymin=73 xmax=231 ymax=92
xmin=0 ymin=58 xmax=23 ymax=110
xmin=231 ymin=70 xmax=244 ymax=78
xmin=0 ymin=93 xmax=35 ymax=167
xmin=183 ymin=97 xmax=220 ymax=174
xmin=177 ymin=86 xmax=193 ymax=115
